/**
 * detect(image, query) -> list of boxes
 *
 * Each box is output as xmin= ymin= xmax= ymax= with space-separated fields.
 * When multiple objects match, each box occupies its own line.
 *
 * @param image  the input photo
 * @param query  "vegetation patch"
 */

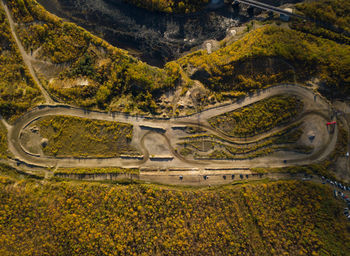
xmin=178 ymin=123 xmax=313 ymax=159
xmin=6 ymin=1 xmax=350 ymax=115
xmin=0 ymin=122 xmax=8 ymax=159
xmin=37 ymin=115 xmax=140 ymax=158
xmin=208 ymin=95 xmax=303 ymax=137
xmin=240 ymin=181 xmax=350 ymax=255
xmin=0 ymin=163 xmax=44 ymax=182
xmin=0 ymin=4 xmax=43 ymax=122
xmin=7 ymin=0 xmax=180 ymax=114
xmin=177 ymin=25 xmax=350 ymax=96
xmin=0 ymin=177 xmax=349 ymax=255
xmin=293 ymin=0 xmax=350 ymax=44
xmin=253 ymin=121 xmax=349 ymax=181
xmin=54 ymin=167 xmax=139 ymax=175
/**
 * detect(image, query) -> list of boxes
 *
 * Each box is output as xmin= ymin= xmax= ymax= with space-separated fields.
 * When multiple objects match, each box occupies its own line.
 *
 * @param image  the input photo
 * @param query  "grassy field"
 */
xmin=37 ymin=116 xmax=140 ymax=158
xmin=208 ymin=95 xmax=303 ymax=137
xmin=54 ymin=167 xmax=139 ymax=175
xmin=0 ymin=4 xmax=43 ymax=122
xmin=0 ymin=166 xmax=349 ymax=255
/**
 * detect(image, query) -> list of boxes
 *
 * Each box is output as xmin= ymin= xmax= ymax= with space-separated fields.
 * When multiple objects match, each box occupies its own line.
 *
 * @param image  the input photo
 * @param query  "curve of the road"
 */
xmin=6 ymin=84 xmax=337 ymax=170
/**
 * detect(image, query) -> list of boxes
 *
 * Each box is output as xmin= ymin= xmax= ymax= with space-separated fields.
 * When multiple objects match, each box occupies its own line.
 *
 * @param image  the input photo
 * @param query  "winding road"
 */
xmin=0 ymin=1 xmax=340 ymax=179
xmin=4 ymin=84 xmax=337 ymax=172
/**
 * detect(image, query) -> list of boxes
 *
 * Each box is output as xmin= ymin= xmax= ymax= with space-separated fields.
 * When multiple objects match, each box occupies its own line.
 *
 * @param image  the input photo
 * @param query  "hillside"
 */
xmin=177 ymin=25 xmax=350 ymax=95
xmin=0 ymin=4 xmax=43 ymax=122
xmin=0 ymin=164 xmax=349 ymax=255
xmin=6 ymin=0 xmax=179 ymax=115
xmin=1 ymin=0 xmax=349 ymax=121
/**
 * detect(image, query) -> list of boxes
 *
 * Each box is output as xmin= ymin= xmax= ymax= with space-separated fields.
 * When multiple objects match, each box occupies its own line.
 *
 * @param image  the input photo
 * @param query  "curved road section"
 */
xmin=7 ymin=84 xmax=337 ymax=170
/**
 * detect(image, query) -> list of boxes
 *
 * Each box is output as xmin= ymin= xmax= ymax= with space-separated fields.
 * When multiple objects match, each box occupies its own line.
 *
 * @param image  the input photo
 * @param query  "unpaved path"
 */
xmin=1 ymin=1 xmax=54 ymax=104
xmin=7 ymin=84 xmax=337 ymax=171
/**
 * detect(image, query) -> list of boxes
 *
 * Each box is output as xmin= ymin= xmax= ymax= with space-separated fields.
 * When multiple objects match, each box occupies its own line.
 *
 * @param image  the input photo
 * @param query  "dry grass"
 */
xmin=37 ymin=115 xmax=140 ymax=158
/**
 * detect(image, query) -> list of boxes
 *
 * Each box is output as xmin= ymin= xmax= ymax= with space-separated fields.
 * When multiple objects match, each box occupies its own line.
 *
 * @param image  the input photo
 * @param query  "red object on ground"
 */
xmin=326 ymin=121 xmax=337 ymax=126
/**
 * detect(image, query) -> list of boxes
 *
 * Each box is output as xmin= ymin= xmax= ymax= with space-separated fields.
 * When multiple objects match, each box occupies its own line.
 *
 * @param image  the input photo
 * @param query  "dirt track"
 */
xmin=3 ymin=84 xmax=337 ymax=173
xmin=0 ymin=0 xmax=339 ymax=179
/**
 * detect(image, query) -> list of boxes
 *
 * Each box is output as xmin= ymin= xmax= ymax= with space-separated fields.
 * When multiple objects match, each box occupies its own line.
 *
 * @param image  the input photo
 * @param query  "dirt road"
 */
xmin=5 ymin=84 xmax=337 ymax=172
xmin=1 ymin=1 xmax=54 ymax=104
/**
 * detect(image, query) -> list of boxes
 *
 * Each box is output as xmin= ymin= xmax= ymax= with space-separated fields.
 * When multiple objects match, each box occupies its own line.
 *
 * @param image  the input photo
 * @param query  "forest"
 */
xmin=0 ymin=4 xmax=43 ymax=122
xmin=0 ymin=165 xmax=349 ymax=255
xmin=296 ymin=0 xmax=350 ymax=34
xmin=178 ymin=25 xmax=350 ymax=95
xmin=291 ymin=0 xmax=350 ymax=45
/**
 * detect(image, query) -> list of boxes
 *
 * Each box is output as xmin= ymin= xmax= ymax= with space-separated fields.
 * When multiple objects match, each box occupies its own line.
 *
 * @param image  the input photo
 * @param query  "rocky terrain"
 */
xmin=37 ymin=0 xmax=253 ymax=66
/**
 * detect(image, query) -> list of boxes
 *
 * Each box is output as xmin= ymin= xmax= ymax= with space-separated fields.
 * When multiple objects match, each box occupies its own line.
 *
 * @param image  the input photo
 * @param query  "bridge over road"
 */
xmin=233 ymin=0 xmax=305 ymax=19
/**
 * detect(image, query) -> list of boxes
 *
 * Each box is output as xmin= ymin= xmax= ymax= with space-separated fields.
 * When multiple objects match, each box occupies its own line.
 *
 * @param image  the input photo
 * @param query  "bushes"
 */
xmin=0 ymin=178 xmax=349 ymax=255
xmin=295 ymin=0 xmax=350 ymax=35
xmin=208 ymin=95 xmax=303 ymax=137
xmin=290 ymin=0 xmax=350 ymax=46
xmin=177 ymin=26 xmax=350 ymax=96
xmin=179 ymin=127 xmax=307 ymax=159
